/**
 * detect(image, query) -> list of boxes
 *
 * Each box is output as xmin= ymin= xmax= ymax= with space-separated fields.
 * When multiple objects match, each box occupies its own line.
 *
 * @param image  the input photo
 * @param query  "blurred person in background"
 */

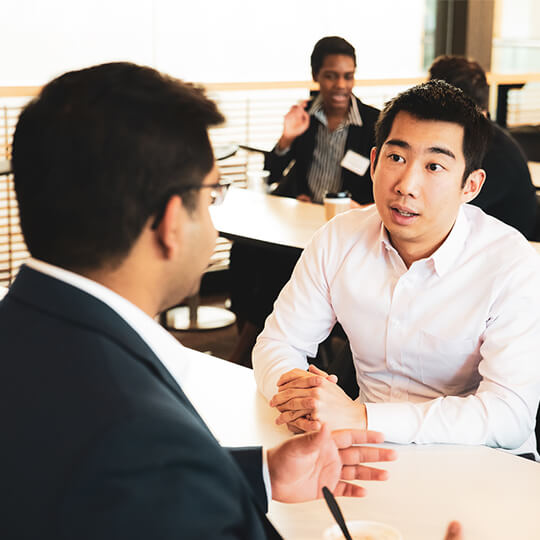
xmin=429 ymin=54 xmax=537 ymax=239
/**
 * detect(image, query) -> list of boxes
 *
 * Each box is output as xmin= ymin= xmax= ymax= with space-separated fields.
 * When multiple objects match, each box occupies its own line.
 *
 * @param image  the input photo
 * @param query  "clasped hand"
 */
xmin=269 ymin=365 xmax=367 ymax=433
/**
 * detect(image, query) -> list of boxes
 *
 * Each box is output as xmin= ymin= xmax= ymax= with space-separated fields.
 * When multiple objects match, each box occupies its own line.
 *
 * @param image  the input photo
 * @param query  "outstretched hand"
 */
xmin=267 ymin=424 xmax=396 ymax=503
xmin=277 ymin=100 xmax=310 ymax=150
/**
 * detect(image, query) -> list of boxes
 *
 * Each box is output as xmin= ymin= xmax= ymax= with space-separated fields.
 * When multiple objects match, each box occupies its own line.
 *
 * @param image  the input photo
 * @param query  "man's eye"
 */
xmin=389 ymin=154 xmax=404 ymax=163
xmin=428 ymin=163 xmax=443 ymax=172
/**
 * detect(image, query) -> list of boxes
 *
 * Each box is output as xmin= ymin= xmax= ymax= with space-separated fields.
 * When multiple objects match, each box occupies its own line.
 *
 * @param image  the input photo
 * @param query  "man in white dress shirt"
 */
xmin=253 ymin=80 xmax=540 ymax=459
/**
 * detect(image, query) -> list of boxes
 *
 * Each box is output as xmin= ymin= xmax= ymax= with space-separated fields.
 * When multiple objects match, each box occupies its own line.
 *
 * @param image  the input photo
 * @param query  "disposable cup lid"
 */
xmin=325 ymin=191 xmax=351 ymax=199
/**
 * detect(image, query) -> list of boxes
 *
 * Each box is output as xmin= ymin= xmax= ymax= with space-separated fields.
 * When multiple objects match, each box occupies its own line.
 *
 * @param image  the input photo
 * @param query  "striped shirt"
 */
xmin=307 ymin=94 xmax=363 ymax=203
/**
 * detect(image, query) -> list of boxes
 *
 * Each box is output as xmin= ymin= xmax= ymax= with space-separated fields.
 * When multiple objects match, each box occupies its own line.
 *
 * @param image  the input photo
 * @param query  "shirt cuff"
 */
xmin=365 ymin=401 xmax=422 ymax=444
xmin=262 ymin=448 xmax=272 ymax=504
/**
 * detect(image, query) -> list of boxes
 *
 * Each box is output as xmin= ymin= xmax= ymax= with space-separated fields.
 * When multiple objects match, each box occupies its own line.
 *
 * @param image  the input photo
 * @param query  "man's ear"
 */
xmin=461 ymin=169 xmax=486 ymax=203
xmin=370 ymin=146 xmax=378 ymax=180
xmin=154 ymin=195 xmax=185 ymax=259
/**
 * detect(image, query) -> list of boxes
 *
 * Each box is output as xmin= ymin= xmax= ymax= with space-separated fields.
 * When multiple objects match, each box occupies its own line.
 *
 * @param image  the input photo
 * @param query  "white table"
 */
xmin=529 ymin=161 xmax=540 ymax=189
xmin=212 ymin=188 xmax=540 ymax=256
xmin=172 ymin=349 xmax=540 ymax=540
xmin=210 ymin=187 xmax=326 ymax=250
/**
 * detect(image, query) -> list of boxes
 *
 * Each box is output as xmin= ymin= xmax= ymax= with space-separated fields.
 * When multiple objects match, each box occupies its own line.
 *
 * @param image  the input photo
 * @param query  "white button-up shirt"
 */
xmin=253 ymin=204 xmax=540 ymax=456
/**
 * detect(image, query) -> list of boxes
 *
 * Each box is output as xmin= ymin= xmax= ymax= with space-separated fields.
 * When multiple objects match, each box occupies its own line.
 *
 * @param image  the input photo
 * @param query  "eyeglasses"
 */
xmin=151 ymin=179 xmax=231 ymax=230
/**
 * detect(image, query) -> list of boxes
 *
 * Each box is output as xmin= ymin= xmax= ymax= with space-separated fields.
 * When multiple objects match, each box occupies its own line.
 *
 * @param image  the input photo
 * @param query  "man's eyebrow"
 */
xmin=428 ymin=146 xmax=456 ymax=160
xmin=384 ymin=139 xmax=410 ymax=149
xmin=384 ymin=139 xmax=456 ymax=160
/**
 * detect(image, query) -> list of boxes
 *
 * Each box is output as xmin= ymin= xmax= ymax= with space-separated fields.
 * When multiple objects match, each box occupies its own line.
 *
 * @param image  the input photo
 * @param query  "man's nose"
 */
xmin=395 ymin=164 xmax=420 ymax=197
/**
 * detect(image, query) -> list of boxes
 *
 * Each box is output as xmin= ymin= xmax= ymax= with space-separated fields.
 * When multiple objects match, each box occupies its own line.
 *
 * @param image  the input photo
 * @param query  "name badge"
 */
xmin=340 ymin=150 xmax=370 ymax=176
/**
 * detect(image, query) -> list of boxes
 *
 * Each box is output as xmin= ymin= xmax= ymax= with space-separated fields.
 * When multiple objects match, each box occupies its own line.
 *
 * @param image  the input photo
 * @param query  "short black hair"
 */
xmin=374 ymin=80 xmax=491 ymax=185
xmin=310 ymin=36 xmax=356 ymax=78
xmin=428 ymin=55 xmax=489 ymax=110
xmin=12 ymin=62 xmax=224 ymax=273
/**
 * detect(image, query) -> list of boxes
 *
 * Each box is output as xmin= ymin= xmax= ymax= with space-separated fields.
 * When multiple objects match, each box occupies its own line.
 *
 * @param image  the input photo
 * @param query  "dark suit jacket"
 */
xmin=264 ymin=95 xmax=380 ymax=204
xmin=470 ymin=121 xmax=538 ymax=239
xmin=0 ymin=266 xmax=281 ymax=539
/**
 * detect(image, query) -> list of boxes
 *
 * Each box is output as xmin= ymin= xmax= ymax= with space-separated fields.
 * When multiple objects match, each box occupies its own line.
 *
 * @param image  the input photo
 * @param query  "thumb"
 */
xmin=308 ymin=364 xmax=330 ymax=376
xmin=309 ymin=364 xmax=338 ymax=384
xmin=301 ymin=423 xmax=331 ymax=452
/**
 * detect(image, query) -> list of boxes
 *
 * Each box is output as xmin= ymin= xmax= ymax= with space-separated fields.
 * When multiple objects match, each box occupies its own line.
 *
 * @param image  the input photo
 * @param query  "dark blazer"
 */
xmin=0 ymin=266 xmax=281 ymax=540
xmin=471 ymin=121 xmax=538 ymax=239
xmin=264 ymin=95 xmax=380 ymax=204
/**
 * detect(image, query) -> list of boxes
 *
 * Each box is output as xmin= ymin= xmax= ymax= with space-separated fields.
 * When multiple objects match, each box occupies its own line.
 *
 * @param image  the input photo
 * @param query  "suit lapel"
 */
xmin=9 ymin=265 xmax=208 ymax=428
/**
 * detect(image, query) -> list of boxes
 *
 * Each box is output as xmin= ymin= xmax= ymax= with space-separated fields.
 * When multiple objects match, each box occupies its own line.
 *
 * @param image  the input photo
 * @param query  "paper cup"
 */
xmin=323 ymin=520 xmax=402 ymax=540
xmin=247 ymin=170 xmax=270 ymax=193
xmin=324 ymin=191 xmax=351 ymax=221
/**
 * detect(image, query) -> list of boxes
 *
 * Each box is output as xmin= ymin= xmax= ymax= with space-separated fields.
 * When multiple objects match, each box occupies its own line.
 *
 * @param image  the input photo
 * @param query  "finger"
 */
xmin=277 ymin=375 xmax=323 ymax=391
xmin=287 ymin=422 xmax=305 ymax=434
xmin=340 ymin=446 xmax=398 ymax=465
xmin=270 ymin=388 xmax=318 ymax=408
xmin=331 ymin=429 xmax=386 ymax=448
xmin=332 ymin=481 xmax=366 ymax=498
xmin=327 ymin=374 xmax=338 ymax=384
xmin=289 ymin=416 xmax=321 ymax=433
xmin=444 ymin=521 xmax=463 ymax=540
xmin=277 ymin=396 xmax=318 ymax=413
xmin=275 ymin=409 xmax=312 ymax=425
xmin=308 ymin=364 xmax=330 ymax=377
xmin=340 ymin=464 xmax=389 ymax=482
xmin=277 ymin=369 xmax=310 ymax=387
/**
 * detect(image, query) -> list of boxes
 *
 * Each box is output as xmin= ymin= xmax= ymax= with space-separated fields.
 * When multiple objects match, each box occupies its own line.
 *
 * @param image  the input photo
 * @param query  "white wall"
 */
xmin=0 ymin=0 xmax=426 ymax=85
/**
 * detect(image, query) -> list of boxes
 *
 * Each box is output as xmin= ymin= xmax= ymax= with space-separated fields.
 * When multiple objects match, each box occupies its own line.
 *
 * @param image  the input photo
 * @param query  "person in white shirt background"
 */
xmin=253 ymin=80 xmax=540 ymax=460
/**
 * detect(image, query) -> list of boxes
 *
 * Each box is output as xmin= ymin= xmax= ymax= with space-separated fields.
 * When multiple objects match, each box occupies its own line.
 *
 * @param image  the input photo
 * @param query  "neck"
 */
xmin=389 ymin=235 xmax=449 ymax=269
xmin=83 ymin=264 xmax=161 ymax=317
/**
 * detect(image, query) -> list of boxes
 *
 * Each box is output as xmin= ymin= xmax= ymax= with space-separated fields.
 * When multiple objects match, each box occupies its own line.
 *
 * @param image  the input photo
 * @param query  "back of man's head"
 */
xmin=12 ymin=62 xmax=224 ymax=273
xmin=374 ymin=79 xmax=491 ymax=183
xmin=310 ymin=36 xmax=356 ymax=78
xmin=428 ymin=55 xmax=489 ymax=111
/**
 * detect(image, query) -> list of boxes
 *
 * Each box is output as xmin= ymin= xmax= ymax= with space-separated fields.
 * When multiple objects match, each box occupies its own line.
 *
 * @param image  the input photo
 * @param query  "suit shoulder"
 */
xmin=355 ymin=97 xmax=380 ymax=123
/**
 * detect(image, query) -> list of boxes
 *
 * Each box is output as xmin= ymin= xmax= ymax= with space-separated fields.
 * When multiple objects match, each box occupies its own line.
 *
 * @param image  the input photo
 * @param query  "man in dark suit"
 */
xmin=0 ymin=62 xmax=396 ymax=539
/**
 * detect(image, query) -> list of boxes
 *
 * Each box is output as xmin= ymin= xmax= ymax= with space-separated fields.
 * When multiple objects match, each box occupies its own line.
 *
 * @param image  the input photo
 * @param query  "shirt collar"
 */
xmin=377 ymin=205 xmax=470 ymax=277
xmin=308 ymin=93 xmax=363 ymax=128
xmin=428 ymin=205 xmax=470 ymax=277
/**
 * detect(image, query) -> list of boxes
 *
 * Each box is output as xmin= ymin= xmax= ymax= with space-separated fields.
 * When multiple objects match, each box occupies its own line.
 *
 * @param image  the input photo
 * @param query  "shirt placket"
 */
xmin=385 ymin=266 xmax=416 ymax=401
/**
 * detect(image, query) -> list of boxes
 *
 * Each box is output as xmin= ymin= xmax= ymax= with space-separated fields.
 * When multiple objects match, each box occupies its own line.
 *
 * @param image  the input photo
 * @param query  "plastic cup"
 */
xmin=324 ymin=191 xmax=351 ymax=221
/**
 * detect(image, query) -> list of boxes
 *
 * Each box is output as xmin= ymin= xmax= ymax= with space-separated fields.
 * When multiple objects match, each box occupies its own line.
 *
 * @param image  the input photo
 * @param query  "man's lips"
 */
xmin=391 ymin=204 xmax=419 ymax=217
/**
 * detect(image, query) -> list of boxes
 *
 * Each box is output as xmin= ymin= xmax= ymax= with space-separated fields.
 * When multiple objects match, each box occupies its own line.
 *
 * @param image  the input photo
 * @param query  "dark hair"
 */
xmin=428 ymin=55 xmax=489 ymax=110
xmin=310 ymin=36 xmax=356 ymax=78
xmin=374 ymin=80 xmax=491 ymax=185
xmin=12 ymin=62 xmax=224 ymax=272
